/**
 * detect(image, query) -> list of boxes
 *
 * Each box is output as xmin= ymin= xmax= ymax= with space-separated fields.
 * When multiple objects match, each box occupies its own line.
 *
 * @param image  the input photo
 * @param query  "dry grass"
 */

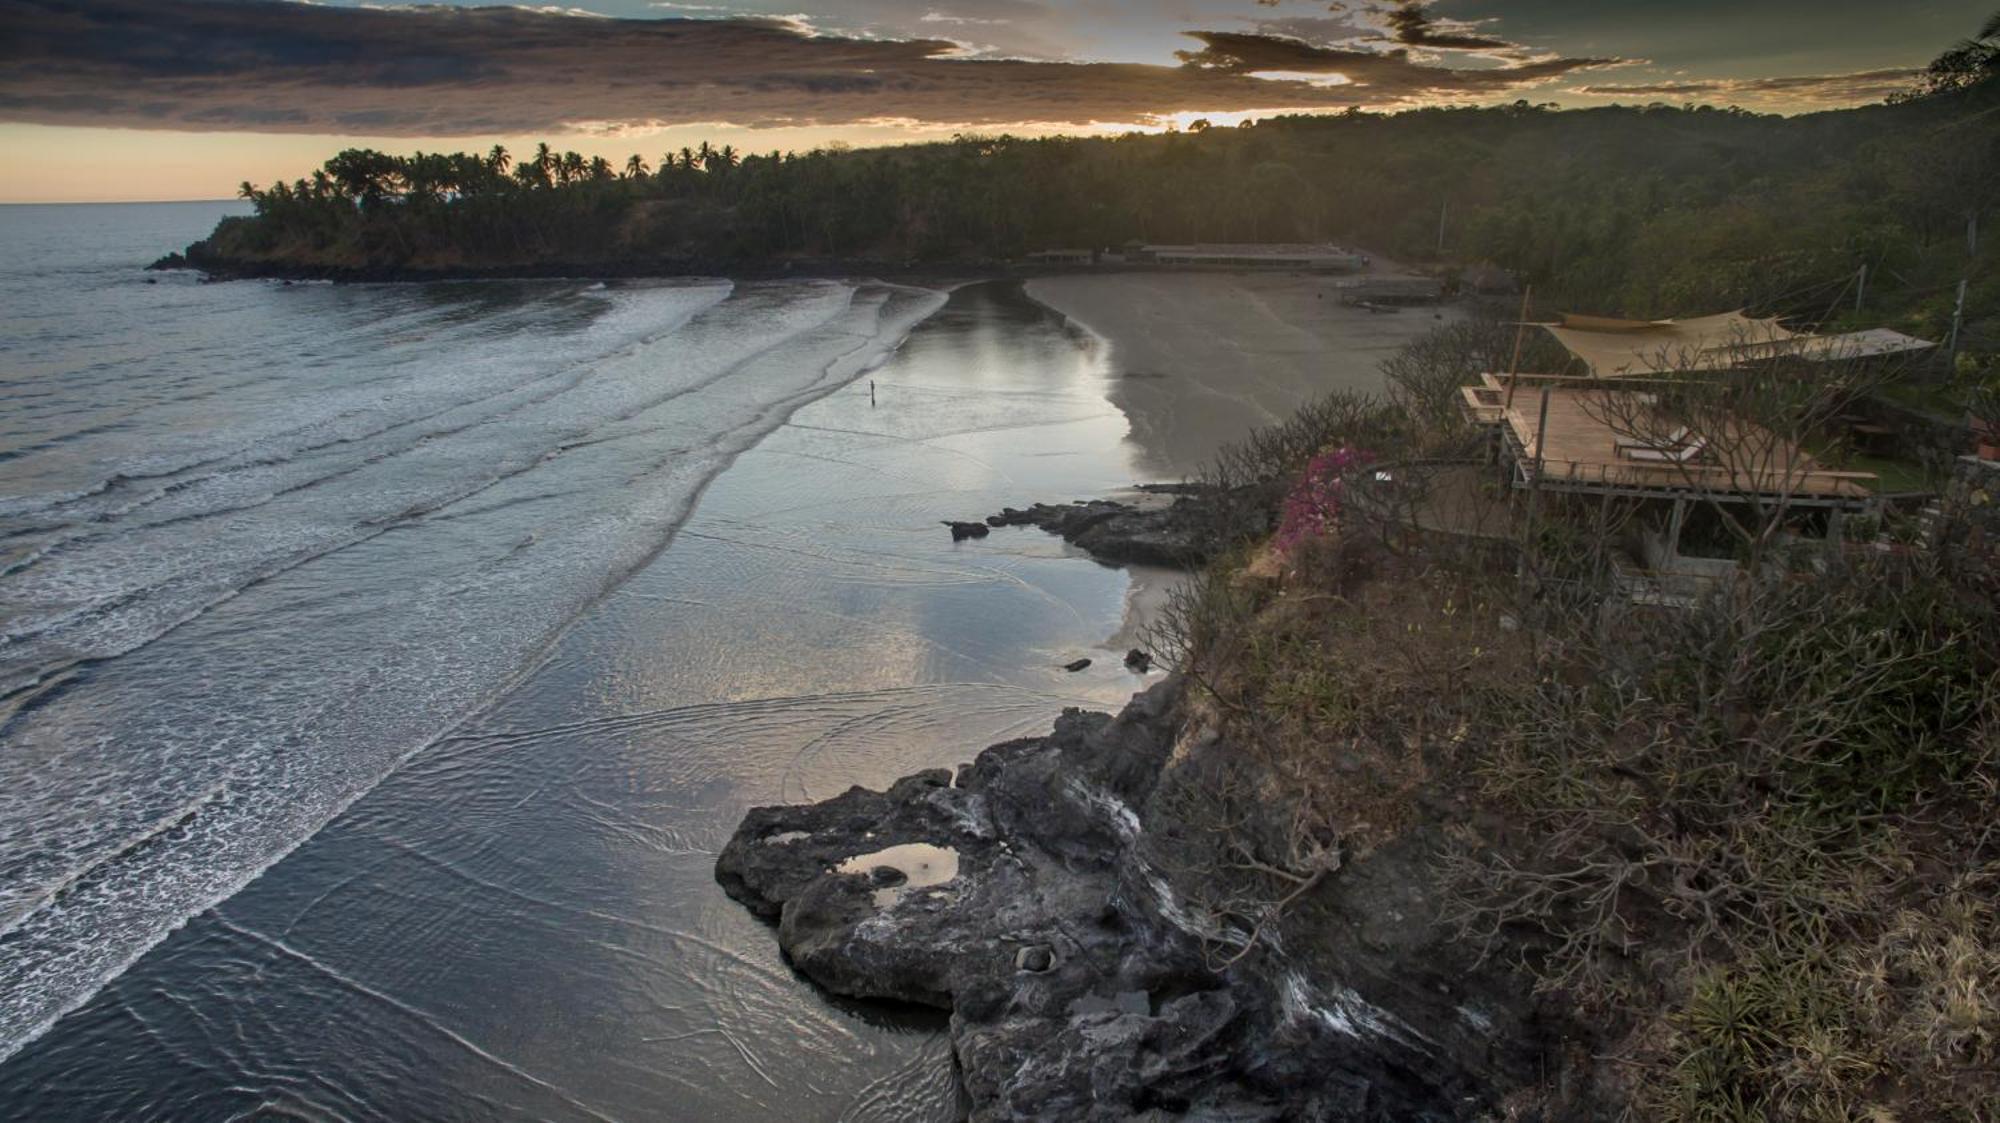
xmin=1152 ymin=321 xmax=2000 ymax=1118
xmin=1643 ymin=865 xmax=2000 ymax=1122
xmin=1146 ymin=518 xmax=1529 ymax=967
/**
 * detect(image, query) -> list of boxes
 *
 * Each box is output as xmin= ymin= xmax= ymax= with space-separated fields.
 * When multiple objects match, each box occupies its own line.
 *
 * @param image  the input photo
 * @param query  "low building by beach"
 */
xmin=1451 ymin=304 xmax=1927 ymax=603
xmin=1487 ymin=378 xmax=1878 ymax=603
xmin=1025 ymin=248 xmax=1095 ymax=265
xmin=1133 ymin=243 xmax=1368 ymax=272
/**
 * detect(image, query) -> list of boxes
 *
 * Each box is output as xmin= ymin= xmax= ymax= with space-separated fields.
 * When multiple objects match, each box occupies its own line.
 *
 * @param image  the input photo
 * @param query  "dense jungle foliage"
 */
xmin=198 ymin=58 xmax=1998 ymax=339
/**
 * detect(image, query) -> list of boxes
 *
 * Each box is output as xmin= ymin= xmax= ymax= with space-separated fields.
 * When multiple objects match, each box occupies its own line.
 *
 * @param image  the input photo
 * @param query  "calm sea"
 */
xmin=0 ymin=202 xmax=1151 ymax=1119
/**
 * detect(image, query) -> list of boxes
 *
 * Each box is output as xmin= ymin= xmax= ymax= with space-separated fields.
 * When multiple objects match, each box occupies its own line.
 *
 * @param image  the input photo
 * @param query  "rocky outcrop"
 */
xmin=945 ymin=520 xmax=992 ymax=541
xmin=716 ymin=680 xmax=1579 ymax=1121
xmin=979 ymin=485 xmax=1246 ymax=569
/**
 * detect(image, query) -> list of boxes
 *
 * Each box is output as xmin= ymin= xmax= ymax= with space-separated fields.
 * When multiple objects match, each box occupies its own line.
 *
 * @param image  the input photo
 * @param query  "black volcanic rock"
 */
xmin=715 ymin=680 xmax=1578 ymax=1121
xmin=981 ymin=486 xmax=1253 ymax=569
xmin=944 ymin=520 xmax=991 ymax=541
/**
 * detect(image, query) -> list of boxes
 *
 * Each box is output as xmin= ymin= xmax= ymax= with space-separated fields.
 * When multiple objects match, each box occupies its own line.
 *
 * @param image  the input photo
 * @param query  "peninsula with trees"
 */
xmin=165 ymin=31 xmax=1996 ymax=352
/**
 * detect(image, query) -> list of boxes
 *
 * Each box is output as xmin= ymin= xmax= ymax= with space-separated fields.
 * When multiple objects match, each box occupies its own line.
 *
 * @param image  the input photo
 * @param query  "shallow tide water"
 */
xmin=0 ymin=204 xmax=1156 ymax=1119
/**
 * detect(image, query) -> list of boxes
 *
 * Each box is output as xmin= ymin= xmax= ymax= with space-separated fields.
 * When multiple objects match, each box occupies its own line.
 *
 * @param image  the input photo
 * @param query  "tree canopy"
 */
xmin=202 ymin=25 xmax=1998 ymax=341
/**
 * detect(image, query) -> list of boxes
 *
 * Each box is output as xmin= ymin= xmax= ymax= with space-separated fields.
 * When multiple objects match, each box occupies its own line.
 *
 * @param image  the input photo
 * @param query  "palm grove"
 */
xmin=205 ymin=17 xmax=1998 ymax=338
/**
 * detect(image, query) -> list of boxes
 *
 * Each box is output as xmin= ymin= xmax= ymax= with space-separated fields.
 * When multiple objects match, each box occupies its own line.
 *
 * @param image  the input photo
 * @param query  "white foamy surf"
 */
xmin=0 ymin=239 xmax=945 ymax=1062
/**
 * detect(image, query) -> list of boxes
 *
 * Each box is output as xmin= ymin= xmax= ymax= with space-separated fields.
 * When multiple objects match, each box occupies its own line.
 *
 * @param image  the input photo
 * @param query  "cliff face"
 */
xmin=715 ymin=678 xmax=1592 ymax=1121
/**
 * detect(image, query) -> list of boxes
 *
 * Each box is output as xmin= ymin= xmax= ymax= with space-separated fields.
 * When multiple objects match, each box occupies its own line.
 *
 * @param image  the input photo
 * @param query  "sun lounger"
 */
xmin=1623 ymin=437 xmax=1707 ymax=464
xmin=1613 ymin=425 xmax=1689 ymax=451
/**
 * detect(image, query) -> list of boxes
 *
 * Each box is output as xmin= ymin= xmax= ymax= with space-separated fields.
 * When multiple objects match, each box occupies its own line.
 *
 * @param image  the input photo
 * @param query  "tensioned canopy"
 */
xmin=1540 ymin=311 xmax=1802 ymax=378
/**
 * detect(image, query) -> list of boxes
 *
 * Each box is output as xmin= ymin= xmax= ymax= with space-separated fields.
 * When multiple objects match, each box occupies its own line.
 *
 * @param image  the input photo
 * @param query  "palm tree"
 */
xmin=588 ymin=155 xmax=615 ymax=181
xmin=623 ymin=154 xmax=649 ymax=179
xmin=488 ymin=144 xmax=511 ymax=175
xmin=1904 ymin=9 xmax=2000 ymax=97
xmin=238 ymin=180 xmax=257 ymax=201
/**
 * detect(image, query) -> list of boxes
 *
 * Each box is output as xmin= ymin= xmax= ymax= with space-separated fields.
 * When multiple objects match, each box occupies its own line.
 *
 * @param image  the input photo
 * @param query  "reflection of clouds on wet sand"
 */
xmin=0 ymin=281 xmax=1168 ymax=1120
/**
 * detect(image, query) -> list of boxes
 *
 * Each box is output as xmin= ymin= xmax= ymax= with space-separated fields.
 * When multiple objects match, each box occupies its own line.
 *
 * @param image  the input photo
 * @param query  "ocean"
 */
xmin=0 ymin=203 xmax=1156 ymax=1119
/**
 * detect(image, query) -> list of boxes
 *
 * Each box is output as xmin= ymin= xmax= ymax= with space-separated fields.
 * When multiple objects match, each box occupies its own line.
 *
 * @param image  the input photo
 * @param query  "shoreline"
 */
xmin=2 ymin=258 xmax=1458 ymax=1114
xmin=148 ymin=246 xmax=1003 ymax=286
xmin=706 ymin=275 xmax=1537 ymax=1117
xmin=1024 ymin=271 xmax=1459 ymax=478
xmin=0 ymin=270 xmax=1168 ymax=1117
xmin=150 ymin=242 xmax=1448 ymax=294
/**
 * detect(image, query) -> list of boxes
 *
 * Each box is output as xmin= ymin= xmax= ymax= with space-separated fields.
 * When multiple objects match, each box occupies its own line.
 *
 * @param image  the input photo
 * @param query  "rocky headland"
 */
xmin=714 ymin=678 xmax=1588 ymax=1121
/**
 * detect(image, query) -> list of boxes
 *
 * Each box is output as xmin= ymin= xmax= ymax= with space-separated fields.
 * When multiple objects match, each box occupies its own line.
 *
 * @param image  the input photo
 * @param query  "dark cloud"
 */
xmin=1382 ymin=3 xmax=1512 ymax=52
xmin=1175 ymin=31 xmax=1612 ymax=87
xmin=0 ymin=0 xmax=1620 ymax=135
xmin=1575 ymin=68 xmax=1918 ymax=105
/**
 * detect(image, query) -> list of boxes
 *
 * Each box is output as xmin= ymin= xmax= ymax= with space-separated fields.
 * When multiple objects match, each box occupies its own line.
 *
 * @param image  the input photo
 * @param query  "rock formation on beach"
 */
xmin=975 ymin=485 xmax=1248 ymax=569
xmin=715 ymin=680 xmax=1583 ymax=1121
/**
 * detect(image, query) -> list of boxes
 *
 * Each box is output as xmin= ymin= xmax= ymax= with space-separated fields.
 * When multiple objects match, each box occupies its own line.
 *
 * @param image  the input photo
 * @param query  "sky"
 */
xmin=0 ymin=0 xmax=1989 ymax=203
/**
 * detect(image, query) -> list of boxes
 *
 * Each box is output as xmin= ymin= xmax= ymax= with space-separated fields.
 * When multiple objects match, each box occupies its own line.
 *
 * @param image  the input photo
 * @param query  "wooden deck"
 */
xmin=1502 ymin=386 xmax=1875 ymax=503
xmin=1460 ymin=384 xmax=1506 ymax=426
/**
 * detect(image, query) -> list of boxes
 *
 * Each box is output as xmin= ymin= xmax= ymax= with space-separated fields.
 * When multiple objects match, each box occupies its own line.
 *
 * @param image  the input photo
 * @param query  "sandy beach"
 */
xmin=1027 ymin=271 xmax=1455 ymax=478
xmin=1 ymin=258 xmax=1457 ymax=1119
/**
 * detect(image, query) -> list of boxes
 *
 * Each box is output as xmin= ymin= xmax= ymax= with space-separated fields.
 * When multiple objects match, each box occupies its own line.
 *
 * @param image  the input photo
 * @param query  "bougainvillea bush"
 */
xmin=1274 ymin=446 xmax=1372 ymax=554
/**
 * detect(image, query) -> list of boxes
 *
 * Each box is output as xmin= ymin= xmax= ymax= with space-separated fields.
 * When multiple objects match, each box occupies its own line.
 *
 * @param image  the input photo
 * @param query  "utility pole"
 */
xmin=1521 ymin=384 xmax=1553 ymax=547
xmin=1945 ymin=277 xmax=1969 ymax=373
xmin=1503 ymin=284 xmax=1534 ymax=412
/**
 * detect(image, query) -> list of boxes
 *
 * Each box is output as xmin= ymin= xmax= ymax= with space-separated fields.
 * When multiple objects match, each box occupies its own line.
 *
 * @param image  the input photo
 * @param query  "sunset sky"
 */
xmin=1 ymin=0 xmax=1989 ymax=203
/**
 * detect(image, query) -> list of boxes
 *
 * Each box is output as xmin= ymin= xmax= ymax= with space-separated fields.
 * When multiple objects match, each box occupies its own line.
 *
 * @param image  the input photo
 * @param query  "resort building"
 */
xmin=1531 ymin=311 xmax=1934 ymax=379
xmin=1134 ymin=243 xmax=1368 ymax=271
xmin=1449 ymin=308 xmax=1936 ymax=602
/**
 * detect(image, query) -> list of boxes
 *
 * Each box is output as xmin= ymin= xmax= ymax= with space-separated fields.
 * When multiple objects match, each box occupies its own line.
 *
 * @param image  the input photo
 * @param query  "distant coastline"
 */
xmin=146 ymin=243 xmax=1410 ymax=287
xmin=146 ymin=244 xmax=1002 ymax=285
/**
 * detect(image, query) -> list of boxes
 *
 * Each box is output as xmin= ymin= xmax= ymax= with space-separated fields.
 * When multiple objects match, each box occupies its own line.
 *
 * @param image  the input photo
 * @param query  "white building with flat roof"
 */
xmin=1138 ymin=243 xmax=1367 ymax=271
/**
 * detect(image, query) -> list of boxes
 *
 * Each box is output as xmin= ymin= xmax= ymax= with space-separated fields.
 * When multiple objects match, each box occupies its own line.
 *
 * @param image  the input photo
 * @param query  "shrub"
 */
xmin=1273 ymin=446 xmax=1372 ymax=555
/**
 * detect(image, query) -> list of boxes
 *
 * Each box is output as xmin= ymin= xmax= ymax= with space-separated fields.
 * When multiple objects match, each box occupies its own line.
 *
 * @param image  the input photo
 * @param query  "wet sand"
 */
xmin=0 ymin=281 xmax=1155 ymax=1122
xmin=1 ymin=273 xmax=1448 ymax=1121
xmin=1026 ymin=272 xmax=1455 ymax=477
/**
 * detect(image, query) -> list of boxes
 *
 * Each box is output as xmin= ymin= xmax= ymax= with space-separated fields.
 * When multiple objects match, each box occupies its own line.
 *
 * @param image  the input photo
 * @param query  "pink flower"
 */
xmin=1274 ymin=446 xmax=1372 ymax=555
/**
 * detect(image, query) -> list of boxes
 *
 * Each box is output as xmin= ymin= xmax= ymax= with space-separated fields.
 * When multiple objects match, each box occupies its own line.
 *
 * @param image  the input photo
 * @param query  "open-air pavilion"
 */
xmin=1495 ymin=383 xmax=1877 ymax=508
xmin=1446 ymin=305 xmax=1904 ymax=599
